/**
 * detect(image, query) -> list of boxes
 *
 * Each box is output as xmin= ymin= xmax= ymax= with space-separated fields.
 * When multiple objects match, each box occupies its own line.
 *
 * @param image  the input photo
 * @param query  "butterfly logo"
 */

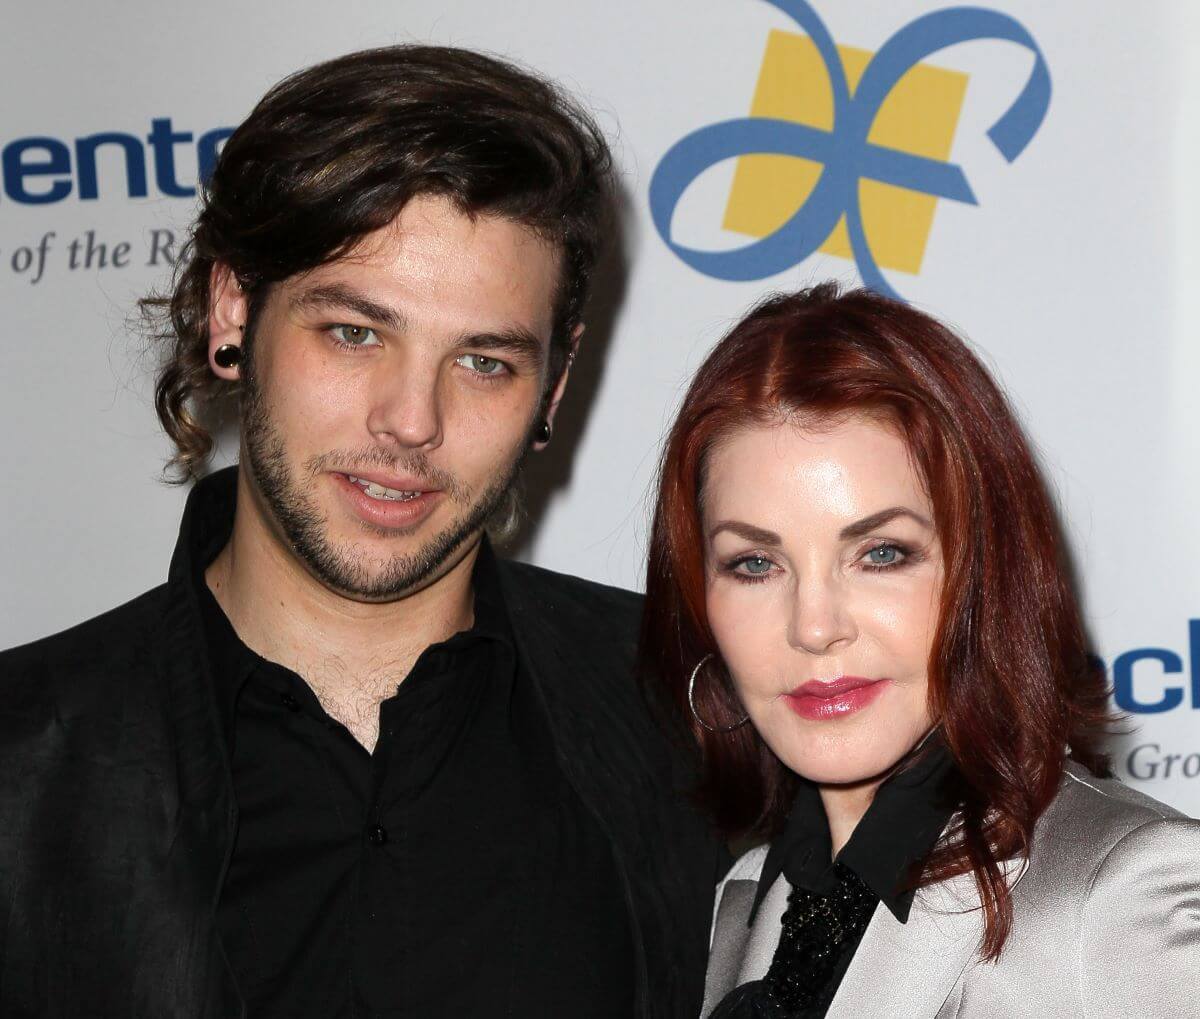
xmin=649 ymin=0 xmax=1050 ymax=300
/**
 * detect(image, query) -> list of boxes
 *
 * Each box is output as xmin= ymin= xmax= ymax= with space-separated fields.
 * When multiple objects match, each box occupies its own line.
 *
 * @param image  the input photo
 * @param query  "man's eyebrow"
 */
xmin=454 ymin=328 xmax=546 ymax=366
xmin=838 ymin=507 xmax=932 ymax=541
xmin=290 ymin=283 xmax=406 ymax=331
xmin=707 ymin=521 xmax=782 ymax=546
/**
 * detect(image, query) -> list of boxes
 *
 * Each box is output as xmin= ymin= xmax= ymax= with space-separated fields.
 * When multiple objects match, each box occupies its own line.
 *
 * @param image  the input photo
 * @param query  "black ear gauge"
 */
xmin=214 ymin=344 xmax=242 ymax=369
xmin=536 ymin=420 xmax=552 ymax=444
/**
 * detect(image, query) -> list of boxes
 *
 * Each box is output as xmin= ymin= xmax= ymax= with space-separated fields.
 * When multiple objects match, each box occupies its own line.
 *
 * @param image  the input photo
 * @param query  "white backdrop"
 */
xmin=2 ymin=0 xmax=1197 ymax=814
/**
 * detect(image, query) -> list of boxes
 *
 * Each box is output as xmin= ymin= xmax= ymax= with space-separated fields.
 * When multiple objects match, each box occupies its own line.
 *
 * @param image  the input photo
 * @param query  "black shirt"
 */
xmin=713 ymin=740 xmax=959 ymax=1019
xmin=195 ymin=539 xmax=635 ymax=1018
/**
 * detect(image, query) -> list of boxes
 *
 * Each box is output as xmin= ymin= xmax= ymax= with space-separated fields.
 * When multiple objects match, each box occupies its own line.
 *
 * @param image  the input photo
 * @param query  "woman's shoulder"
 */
xmin=1059 ymin=758 xmax=1188 ymax=818
xmin=1038 ymin=759 xmax=1195 ymax=858
xmin=992 ymin=761 xmax=1200 ymax=1015
xmin=1020 ymin=758 xmax=1200 ymax=909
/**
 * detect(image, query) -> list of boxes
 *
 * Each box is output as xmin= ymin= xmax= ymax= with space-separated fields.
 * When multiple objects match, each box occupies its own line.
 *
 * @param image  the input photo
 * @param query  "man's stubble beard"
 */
xmin=239 ymin=363 xmax=531 ymax=602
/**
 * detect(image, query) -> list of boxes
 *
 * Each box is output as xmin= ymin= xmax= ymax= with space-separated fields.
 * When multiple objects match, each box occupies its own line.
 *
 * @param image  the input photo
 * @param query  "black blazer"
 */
xmin=0 ymin=469 xmax=720 ymax=1018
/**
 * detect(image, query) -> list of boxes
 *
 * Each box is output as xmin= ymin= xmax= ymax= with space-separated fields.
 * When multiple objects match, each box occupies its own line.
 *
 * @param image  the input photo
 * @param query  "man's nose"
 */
xmin=364 ymin=356 xmax=443 ymax=451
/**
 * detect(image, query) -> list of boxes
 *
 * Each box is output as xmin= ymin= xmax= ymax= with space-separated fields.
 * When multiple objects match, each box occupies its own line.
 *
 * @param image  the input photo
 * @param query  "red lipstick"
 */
xmin=783 ymin=676 xmax=889 ymax=721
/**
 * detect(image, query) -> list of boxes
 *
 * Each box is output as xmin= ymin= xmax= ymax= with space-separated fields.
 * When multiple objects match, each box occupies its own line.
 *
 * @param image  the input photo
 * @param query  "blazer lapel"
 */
xmin=829 ymin=872 xmax=983 ymax=1019
xmin=735 ymin=873 xmax=791 ymax=985
xmin=701 ymin=879 xmax=757 ymax=1017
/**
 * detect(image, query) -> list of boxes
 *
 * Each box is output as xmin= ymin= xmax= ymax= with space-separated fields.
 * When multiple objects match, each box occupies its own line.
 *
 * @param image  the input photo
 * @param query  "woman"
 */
xmin=641 ymin=284 xmax=1200 ymax=1018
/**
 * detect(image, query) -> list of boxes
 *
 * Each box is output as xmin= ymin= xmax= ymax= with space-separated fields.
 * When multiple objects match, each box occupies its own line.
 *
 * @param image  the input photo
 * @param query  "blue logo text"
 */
xmin=1 ymin=118 xmax=233 ymax=205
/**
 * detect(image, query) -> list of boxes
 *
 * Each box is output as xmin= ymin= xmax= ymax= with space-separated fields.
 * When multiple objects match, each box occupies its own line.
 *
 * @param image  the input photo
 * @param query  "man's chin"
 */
xmin=313 ymin=567 xmax=456 ymax=605
xmin=295 ymin=518 xmax=484 ymax=603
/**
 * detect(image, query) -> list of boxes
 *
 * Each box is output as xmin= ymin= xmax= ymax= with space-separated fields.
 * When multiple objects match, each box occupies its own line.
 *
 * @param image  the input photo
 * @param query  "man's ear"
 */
xmin=208 ymin=263 xmax=248 ymax=380
xmin=534 ymin=323 xmax=584 ymax=451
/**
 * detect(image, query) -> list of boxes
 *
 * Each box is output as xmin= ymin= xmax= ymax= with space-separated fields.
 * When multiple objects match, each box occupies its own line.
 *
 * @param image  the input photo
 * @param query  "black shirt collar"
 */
xmin=752 ymin=735 xmax=960 ymax=924
xmin=183 ymin=466 xmax=515 ymax=738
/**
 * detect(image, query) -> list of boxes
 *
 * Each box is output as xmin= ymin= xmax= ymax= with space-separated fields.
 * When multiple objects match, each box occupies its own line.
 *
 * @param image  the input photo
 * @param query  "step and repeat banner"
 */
xmin=2 ymin=0 xmax=1197 ymax=814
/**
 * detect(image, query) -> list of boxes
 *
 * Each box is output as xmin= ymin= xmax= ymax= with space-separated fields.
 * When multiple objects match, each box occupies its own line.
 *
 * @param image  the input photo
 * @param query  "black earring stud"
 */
xmin=214 ymin=343 xmax=242 ymax=369
xmin=536 ymin=420 xmax=552 ymax=444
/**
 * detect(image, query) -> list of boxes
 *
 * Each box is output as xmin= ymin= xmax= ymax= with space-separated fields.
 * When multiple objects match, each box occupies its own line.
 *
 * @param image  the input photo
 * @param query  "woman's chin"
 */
xmin=764 ymin=711 xmax=931 ymax=789
xmin=793 ymin=762 xmax=889 ymax=788
xmin=776 ymin=744 xmax=911 ymax=789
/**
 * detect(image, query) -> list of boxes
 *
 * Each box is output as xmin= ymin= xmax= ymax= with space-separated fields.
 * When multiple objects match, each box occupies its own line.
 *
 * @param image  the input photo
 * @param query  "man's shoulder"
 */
xmin=495 ymin=557 xmax=642 ymax=630
xmin=494 ymin=557 xmax=656 ymax=734
xmin=0 ymin=585 xmax=171 ymax=704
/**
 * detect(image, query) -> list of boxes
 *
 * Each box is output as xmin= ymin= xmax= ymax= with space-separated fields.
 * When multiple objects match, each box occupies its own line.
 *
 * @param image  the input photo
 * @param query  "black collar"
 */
xmin=752 ymin=736 xmax=960 ymax=924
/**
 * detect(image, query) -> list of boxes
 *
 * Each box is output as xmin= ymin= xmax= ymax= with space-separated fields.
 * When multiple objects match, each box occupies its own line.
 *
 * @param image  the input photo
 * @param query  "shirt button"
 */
xmin=280 ymin=691 xmax=301 ymax=713
xmin=367 ymin=824 xmax=388 ymax=846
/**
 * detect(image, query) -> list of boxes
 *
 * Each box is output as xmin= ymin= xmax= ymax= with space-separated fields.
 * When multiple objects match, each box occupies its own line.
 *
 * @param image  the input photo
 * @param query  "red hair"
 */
xmin=641 ymin=283 xmax=1112 ymax=957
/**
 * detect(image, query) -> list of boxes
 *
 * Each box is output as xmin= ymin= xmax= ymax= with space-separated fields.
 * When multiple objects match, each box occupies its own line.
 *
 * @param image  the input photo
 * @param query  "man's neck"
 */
xmin=204 ymin=470 xmax=480 ymax=752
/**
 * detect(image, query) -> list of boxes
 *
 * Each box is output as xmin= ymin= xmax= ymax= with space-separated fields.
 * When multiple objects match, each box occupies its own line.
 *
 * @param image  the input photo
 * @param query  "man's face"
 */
xmin=238 ymin=195 xmax=562 ymax=601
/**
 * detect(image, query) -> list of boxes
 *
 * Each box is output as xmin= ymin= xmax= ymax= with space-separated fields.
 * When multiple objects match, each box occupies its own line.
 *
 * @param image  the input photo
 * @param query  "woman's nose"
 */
xmin=787 ymin=576 xmax=857 ymax=656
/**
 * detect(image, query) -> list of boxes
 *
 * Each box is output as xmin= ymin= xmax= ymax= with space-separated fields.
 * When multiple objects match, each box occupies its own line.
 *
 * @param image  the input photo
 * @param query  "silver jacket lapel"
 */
xmin=828 ymin=871 xmax=982 ymax=1018
xmin=702 ymin=869 xmax=793 ymax=1016
xmin=701 ymin=879 xmax=758 ymax=1017
xmin=736 ymin=873 xmax=791 ymax=985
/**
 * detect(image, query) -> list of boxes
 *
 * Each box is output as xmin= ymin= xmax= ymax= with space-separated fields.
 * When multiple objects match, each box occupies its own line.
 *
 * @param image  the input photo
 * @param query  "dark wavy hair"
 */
xmin=641 ymin=283 xmax=1113 ymax=958
xmin=141 ymin=45 xmax=614 ymax=480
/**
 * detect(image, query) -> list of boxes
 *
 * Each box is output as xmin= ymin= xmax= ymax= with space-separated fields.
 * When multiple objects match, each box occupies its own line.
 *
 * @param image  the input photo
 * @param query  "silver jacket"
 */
xmin=703 ymin=761 xmax=1200 ymax=1018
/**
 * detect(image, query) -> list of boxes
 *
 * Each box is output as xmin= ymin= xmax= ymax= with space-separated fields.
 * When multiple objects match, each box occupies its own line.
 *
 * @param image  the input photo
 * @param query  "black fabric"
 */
xmin=0 ymin=467 xmax=721 ymax=1019
xmin=199 ymin=535 xmax=634 ymax=1018
xmin=709 ymin=867 xmax=878 ymax=1019
xmin=753 ymin=737 xmax=959 ymax=923
xmin=757 ymin=863 xmax=878 ymax=1016
xmin=717 ymin=739 xmax=959 ymax=1019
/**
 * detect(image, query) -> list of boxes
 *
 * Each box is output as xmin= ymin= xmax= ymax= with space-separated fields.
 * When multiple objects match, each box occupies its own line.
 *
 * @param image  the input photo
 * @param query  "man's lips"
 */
xmin=783 ymin=676 xmax=890 ymax=721
xmin=335 ymin=469 xmax=436 ymax=494
xmin=330 ymin=471 xmax=444 ymax=530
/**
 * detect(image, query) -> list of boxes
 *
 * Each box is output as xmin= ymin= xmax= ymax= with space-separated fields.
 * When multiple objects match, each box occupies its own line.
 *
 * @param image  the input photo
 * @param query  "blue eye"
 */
xmin=331 ymin=324 xmax=380 ymax=348
xmin=738 ymin=555 xmax=773 ymax=576
xmin=864 ymin=544 xmax=902 ymax=567
xmin=456 ymin=353 xmax=507 ymax=376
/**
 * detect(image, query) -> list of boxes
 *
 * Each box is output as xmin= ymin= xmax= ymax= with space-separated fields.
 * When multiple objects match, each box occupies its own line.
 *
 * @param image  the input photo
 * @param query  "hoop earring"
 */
xmin=688 ymin=653 xmax=750 ymax=733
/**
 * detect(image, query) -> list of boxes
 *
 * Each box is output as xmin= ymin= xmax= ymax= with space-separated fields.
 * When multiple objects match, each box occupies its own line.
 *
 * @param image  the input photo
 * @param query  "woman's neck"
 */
xmin=819 ymin=729 xmax=943 ymax=856
xmin=819 ymin=779 xmax=883 ymax=858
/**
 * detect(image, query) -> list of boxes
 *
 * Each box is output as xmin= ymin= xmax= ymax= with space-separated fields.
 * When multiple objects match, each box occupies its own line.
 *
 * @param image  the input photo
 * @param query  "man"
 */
xmin=0 ymin=47 xmax=719 ymax=1018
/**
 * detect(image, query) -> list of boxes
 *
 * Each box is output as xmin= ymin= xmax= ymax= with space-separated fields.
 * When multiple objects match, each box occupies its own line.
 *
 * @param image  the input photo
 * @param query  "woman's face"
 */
xmin=702 ymin=415 xmax=943 ymax=787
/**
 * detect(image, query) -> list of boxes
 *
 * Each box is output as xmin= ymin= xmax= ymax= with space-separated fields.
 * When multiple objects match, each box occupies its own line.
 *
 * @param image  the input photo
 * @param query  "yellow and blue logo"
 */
xmin=649 ymin=0 xmax=1051 ymax=299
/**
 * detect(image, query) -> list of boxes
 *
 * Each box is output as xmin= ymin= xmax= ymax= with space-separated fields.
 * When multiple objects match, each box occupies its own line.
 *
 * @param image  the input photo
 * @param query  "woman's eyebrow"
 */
xmin=707 ymin=521 xmax=782 ymax=546
xmin=839 ymin=507 xmax=931 ymax=541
